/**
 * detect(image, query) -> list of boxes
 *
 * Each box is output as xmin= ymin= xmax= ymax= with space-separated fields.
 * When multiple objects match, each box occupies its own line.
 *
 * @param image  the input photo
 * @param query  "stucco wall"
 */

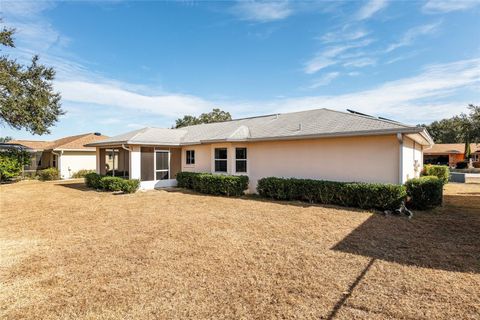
xmin=60 ymin=151 xmax=97 ymax=179
xmin=402 ymin=137 xmax=423 ymax=183
xmin=181 ymin=135 xmax=401 ymax=192
xmin=181 ymin=144 xmax=212 ymax=173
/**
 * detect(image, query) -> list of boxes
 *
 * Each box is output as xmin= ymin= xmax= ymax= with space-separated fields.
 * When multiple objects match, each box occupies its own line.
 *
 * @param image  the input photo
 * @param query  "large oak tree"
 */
xmin=0 ymin=24 xmax=63 ymax=135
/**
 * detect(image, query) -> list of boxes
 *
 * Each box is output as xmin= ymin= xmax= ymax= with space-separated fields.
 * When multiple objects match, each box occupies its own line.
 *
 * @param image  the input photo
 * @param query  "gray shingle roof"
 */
xmin=87 ymin=108 xmax=430 ymax=147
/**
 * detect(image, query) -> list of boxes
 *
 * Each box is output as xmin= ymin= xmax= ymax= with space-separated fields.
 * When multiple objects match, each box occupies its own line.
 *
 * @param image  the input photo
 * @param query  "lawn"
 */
xmin=1 ymin=180 xmax=479 ymax=319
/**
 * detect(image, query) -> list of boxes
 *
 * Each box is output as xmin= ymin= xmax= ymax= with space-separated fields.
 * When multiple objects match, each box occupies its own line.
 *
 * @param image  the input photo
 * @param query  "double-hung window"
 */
xmin=235 ymin=148 xmax=247 ymax=173
xmin=186 ymin=150 xmax=195 ymax=165
xmin=214 ymin=148 xmax=228 ymax=172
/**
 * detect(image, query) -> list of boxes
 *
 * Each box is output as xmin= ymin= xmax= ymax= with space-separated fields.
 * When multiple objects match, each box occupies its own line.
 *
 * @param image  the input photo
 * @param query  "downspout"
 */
xmin=397 ymin=133 xmax=403 ymax=184
xmin=52 ymin=150 xmax=63 ymax=178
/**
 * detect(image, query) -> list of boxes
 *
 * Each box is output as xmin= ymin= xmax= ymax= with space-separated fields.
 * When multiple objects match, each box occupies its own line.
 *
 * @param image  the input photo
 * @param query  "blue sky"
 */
xmin=1 ymin=0 xmax=479 ymax=140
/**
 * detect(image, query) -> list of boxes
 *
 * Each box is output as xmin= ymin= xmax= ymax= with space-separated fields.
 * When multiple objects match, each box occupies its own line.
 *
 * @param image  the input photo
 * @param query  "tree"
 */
xmin=0 ymin=148 xmax=31 ymax=181
xmin=0 ymin=136 xmax=12 ymax=143
xmin=421 ymin=104 xmax=480 ymax=144
xmin=0 ymin=23 xmax=63 ymax=135
xmin=174 ymin=108 xmax=232 ymax=128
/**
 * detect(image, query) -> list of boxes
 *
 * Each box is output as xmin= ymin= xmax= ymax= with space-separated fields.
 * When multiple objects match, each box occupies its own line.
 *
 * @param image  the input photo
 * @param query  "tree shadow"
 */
xmin=331 ymin=193 xmax=480 ymax=273
xmin=56 ymin=182 xmax=92 ymax=192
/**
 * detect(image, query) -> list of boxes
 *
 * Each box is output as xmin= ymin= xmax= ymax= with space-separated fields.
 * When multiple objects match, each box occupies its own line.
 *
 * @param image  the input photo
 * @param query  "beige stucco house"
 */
xmin=86 ymin=108 xmax=433 ymax=192
xmin=8 ymin=133 xmax=108 ymax=179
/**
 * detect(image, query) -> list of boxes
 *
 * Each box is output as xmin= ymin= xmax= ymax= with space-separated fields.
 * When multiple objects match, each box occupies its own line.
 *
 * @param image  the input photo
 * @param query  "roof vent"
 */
xmin=94 ymin=132 xmax=101 ymax=136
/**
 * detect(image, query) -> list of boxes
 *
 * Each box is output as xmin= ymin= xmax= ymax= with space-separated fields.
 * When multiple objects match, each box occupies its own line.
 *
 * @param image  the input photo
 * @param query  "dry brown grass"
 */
xmin=1 ymin=180 xmax=479 ymax=319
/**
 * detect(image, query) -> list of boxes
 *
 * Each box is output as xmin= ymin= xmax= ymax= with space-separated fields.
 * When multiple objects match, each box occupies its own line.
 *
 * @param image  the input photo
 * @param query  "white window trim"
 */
xmin=214 ymin=148 xmax=228 ymax=173
xmin=234 ymin=147 xmax=248 ymax=175
xmin=154 ymin=149 xmax=170 ymax=181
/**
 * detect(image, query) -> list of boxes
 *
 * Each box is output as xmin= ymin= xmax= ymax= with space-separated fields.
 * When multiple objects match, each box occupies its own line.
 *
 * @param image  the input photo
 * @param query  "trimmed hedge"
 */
xmin=422 ymin=164 xmax=449 ymax=184
xmin=101 ymin=176 xmax=125 ymax=191
xmin=84 ymin=172 xmax=139 ymax=193
xmin=38 ymin=168 xmax=60 ymax=181
xmin=257 ymin=177 xmax=406 ymax=211
xmin=405 ymin=176 xmax=443 ymax=210
xmin=176 ymin=172 xmax=249 ymax=196
xmin=72 ymin=169 xmax=96 ymax=178
xmin=176 ymin=172 xmax=200 ymax=189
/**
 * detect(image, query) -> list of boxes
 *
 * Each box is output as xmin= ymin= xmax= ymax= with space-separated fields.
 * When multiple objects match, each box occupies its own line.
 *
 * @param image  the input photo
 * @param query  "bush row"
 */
xmin=176 ymin=172 xmax=249 ymax=196
xmin=257 ymin=177 xmax=406 ymax=211
xmin=85 ymin=173 xmax=139 ymax=193
xmin=422 ymin=164 xmax=449 ymax=184
xmin=405 ymin=176 xmax=443 ymax=210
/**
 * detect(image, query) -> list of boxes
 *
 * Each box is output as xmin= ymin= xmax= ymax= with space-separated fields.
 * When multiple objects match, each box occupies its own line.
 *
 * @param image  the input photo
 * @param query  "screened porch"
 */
xmin=97 ymin=146 xmax=181 ymax=189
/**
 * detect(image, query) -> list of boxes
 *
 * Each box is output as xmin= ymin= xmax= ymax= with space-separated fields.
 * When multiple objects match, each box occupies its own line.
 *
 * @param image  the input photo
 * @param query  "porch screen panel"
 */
xmin=141 ymin=147 xmax=154 ymax=181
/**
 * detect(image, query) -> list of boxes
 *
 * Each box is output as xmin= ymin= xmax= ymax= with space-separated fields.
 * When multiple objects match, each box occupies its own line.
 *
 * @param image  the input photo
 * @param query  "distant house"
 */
xmin=6 ymin=133 xmax=108 ymax=179
xmin=424 ymin=143 xmax=480 ymax=167
xmin=86 ymin=108 xmax=433 ymax=191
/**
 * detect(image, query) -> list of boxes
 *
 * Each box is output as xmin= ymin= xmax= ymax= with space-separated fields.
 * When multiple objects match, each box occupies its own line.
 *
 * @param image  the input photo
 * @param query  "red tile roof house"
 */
xmin=6 ymin=133 xmax=108 ymax=179
xmin=86 ymin=108 xmax=434 ymax=192
xmin=424 ymin=143 xmax=480 ymax=167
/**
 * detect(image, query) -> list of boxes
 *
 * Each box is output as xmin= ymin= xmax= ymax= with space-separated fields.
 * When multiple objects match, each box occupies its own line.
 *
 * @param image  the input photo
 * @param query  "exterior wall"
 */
xmin=181 ymin=144 xmax=212 ymax=173
xmin=59 ymin=151 xmax=97 ymax=179
xmin=449 ymin=153 xmax=464 ymax=166
xmin=182 ymin=135 xmax=401 ymax=192
xmin=401 ymin=137 xmax=423 ymax=183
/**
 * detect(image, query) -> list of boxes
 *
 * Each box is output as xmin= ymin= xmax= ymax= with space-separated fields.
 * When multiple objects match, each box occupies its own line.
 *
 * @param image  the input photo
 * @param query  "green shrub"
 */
xmin=176 ymin=171 xmax=202 ymax=189
xmin=85 ymin=172 xmax=102 ymax=189
xmin=84 ymin=173 xmax=139 ymax=193
xmin=72 ymin=169 xmax=96 ymax=178
xmin=120 ymin=179 xmax=140 ymax=193
xmin=38 ymin=168 xmax=60 ymax=181
xmin=257 ymin=177 xmax=406 ymax=211
xmin=0 ymin=149 xmax=31 ymax=181
xmin=405 ymin=176 xmax=443 ymax=210
xmin=422 ymin=164 xmax=449 ymax=184
xmin=177 ymin=171 xmax=249 ymax=196
xmin=100 ymin=176 xmax=125 ymax=192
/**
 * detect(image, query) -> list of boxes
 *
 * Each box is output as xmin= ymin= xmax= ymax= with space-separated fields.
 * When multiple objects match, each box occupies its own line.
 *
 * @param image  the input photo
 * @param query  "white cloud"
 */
xmin=423 ymin=0 xmax=480 ymax=13
xmin=273 ymin=58 xmax=480 ymax=123
xmin=321 ymin=28 xmax=369 ymax=43
xmin=231 ymin=1 xmax=292 ymax=22
xmin=386 ymin=22 xmax=441 ymax=52
xmin=307 ymin=72 xmax=340 ymax=89
xmin=343 ymin=57 xmax=376 ymax=68
xmin=1 ymin=0 xmax=55 ymax=17
xmin=55 ymin=80 xmax=214 ymax=118
xmin=304 ymin=39 xmax=374 ymax=74
xmin=356 ymin=0 xmax=388 ymax=20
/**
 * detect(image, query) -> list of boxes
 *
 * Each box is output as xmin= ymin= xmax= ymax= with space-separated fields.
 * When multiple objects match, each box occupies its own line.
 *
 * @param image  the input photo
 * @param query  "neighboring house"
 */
xmin=424 ymin=143 xmax=480 ymax=167
xmin=7 ymin=133 xmax=109 ymax=179
xmin=86 ymin=108 xmax=433 ymax=192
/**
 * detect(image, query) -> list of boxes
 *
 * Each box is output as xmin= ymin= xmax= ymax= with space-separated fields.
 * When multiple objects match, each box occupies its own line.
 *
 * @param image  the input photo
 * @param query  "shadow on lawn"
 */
xmin=56 ymin=182 xmax=91 ymax=192
xmin=331 ymin=192 xmax=480 ymax=274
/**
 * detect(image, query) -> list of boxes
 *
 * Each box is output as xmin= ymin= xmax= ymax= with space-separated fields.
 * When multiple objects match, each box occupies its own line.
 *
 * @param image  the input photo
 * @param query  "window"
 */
xmin=155 ymin=150 xmax=169 ymax=180
xmin=186 ymin=150 xmax=195 ymax=165
xmin=214 ymin=148 xmax=227 ymax=172
xmin=235 ymin=148 xmax=247 ymax=173
xmin=52 ymin=154 xmax=57 ymax=168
